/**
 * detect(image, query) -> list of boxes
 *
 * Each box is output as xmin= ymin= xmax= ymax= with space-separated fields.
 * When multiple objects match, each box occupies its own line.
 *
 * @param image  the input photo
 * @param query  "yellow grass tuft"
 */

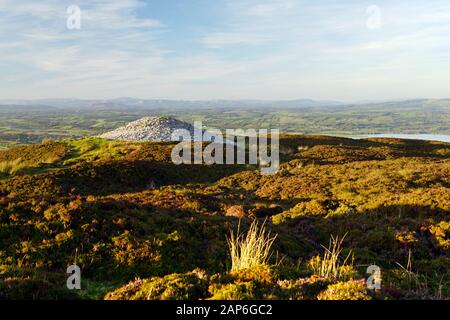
xmin=311 ymin=234 xmax=353 ymax=280
xmin=0 ymin=158 xmax=28 ymax=175
xmin=227 ymin=219 xmax=277 ymax=272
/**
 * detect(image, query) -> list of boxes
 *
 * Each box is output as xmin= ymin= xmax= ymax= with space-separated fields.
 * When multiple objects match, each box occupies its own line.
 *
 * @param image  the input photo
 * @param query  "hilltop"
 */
xmin=0 ymin=135 xmax=448 ymax=300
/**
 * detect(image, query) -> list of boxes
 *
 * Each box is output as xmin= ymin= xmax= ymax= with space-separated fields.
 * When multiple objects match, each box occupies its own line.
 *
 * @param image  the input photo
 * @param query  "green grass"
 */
xmin=73 ymin=279 xmax=121 ymax=300
xmin=63 ymin=137 xmax=126 ymax=165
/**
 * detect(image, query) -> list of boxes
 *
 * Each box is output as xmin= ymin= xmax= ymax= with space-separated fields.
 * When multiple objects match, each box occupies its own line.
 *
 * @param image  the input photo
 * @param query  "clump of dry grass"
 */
xmin=395 ymin=249 xmax=446 ymax=299
xmin=0 ymin=154 xmax=63 ymax=176
xmin=227 ymin=219 xmax=277 ymax=272
xmin=0 ymin=158 xmax=28 ymax=175
xmin=311 ymin=234 xmax=353 ymax=280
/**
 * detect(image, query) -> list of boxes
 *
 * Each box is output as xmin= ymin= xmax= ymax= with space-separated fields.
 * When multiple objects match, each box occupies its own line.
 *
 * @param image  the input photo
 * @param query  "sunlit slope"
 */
xmin=0 ymin=135 xmax=448 ymax=299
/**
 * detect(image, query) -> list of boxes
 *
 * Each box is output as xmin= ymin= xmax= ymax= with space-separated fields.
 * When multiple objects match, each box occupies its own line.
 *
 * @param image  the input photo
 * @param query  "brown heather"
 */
xmin=0 ymin=135 xmax=448 ymax=300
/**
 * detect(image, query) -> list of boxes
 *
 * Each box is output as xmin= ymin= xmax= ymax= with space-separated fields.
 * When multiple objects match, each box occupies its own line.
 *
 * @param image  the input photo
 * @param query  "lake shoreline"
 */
xmin=348 ymin=133 xmax=450 ymax=143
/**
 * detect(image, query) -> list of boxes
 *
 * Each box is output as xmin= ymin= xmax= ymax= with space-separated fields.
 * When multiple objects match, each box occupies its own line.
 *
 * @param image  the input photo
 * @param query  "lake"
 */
xmin=352 ymin=134 xmax=450 ymax=143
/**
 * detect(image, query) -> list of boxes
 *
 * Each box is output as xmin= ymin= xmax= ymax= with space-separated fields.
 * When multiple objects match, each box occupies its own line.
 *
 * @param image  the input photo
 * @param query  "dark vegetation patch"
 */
xmin=0 ymin=135 xmax=448 ymax=299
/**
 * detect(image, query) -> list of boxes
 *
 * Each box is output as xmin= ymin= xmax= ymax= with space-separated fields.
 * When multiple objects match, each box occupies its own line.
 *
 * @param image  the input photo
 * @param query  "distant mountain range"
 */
xmin=1 ymin=98 xmax=450 ymax=110
xmin=0 ymin=98 xmax=345 ymax=109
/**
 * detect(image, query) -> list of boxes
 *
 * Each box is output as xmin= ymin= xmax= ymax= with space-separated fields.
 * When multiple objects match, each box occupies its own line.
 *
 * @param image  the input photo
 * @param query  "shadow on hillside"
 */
xmin=184 ymin=185 xmax=300 ymax=212
xmin=279 ymin=135 xmax=450 ymax=162
xmin=1 ymin=159 xmax=253 ymax=197
xmin=275 ymin=203 xmax=450 ymax=267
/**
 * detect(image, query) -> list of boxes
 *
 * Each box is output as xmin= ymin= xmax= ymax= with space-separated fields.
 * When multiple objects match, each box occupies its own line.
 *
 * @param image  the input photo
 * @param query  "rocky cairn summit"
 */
xmin=98 ymin=116 xmax=195 ymax=142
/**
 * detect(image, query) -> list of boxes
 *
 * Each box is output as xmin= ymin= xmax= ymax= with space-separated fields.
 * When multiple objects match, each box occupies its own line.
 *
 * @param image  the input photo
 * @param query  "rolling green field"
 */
xmin=1 ymin=99 xmax=450 ymax=149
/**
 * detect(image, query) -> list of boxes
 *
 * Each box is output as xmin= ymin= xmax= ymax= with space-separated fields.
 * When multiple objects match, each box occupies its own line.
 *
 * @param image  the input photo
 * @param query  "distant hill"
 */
xmin=0 ymin=98 xmax=344 ymax=109
xmin=0 ymin=98 xmax=449 ymax=149
xmin=2 ymin=98 xmax=450 ymax=110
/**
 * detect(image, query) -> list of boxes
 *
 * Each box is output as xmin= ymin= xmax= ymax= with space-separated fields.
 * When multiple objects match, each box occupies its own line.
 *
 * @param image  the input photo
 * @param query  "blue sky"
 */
xmin=1 ymin=0 xmax=450 ymax=101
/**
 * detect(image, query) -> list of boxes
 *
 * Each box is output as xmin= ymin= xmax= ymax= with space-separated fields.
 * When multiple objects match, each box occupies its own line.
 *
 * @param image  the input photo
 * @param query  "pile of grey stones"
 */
xmin=98 ymin=116 xmax=195 ymax=142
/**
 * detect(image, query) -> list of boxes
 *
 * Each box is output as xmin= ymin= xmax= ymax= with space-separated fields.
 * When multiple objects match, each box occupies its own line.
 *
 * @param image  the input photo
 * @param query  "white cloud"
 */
xmin=245 ymin=0 xmax=296 ymax=17
xmin=203 ymin=32 xmax=274 ymax=48
xmin=1 ymin=0 xmax=450 ymax=100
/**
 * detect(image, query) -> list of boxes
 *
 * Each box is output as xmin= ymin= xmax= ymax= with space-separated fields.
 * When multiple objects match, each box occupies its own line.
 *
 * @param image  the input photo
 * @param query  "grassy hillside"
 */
xmin=0 ymin=136 xmax=449 ymax=300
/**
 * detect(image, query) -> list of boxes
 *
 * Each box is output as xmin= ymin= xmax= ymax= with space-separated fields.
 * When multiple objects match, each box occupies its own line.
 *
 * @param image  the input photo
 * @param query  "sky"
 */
xmin=1 ymin=0 xmax=450 ymax=101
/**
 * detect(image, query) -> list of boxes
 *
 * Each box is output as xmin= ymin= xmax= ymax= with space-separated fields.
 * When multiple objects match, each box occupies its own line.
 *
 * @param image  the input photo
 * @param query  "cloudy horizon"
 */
xmin=1 ymin=0 xmax=450 ymax=101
